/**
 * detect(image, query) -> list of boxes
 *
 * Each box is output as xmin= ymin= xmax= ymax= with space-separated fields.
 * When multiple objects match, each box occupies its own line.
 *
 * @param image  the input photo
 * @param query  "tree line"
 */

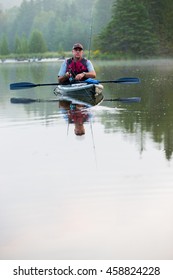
xmin=0 ymin=0 xmax=113 ymax=56
xmin=0 ymin=31 xmax=47 ymax=55
xmin=0 ymin=0 xmax=173 ymax=57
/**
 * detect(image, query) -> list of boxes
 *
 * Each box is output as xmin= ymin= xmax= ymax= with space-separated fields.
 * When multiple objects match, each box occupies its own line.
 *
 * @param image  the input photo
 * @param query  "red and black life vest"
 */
xmin=66 ymin=58 xmax=88 ymax=77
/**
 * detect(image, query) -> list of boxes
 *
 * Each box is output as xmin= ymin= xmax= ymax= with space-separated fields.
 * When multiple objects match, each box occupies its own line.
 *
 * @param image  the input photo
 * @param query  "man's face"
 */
xmin=72 ymin=48 xmax=83 ymax=59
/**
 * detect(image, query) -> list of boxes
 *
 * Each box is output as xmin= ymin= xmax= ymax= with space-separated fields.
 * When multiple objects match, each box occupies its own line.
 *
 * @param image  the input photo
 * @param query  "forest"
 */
xmin=0 ymin=0 xmax=173 ymax=57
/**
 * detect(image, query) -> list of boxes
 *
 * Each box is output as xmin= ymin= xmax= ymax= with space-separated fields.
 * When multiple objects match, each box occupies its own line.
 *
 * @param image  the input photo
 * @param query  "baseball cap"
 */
xmin=73 ymin=43 xmax=83 ymax=50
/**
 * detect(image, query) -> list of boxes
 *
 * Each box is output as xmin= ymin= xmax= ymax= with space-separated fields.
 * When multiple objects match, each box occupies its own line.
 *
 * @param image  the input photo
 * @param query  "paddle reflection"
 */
xmin=59 ymin=100 xmax=91 ymax=136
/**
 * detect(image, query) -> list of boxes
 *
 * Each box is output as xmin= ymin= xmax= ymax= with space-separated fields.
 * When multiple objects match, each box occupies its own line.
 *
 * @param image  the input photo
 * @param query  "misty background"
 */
xmin=0 ymin=0 xmax=22 ymax=10
xmin=0 ymin=0 xmax=173 ymax=57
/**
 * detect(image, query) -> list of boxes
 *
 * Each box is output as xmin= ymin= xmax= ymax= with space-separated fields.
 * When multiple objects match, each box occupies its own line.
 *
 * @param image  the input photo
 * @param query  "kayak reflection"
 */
xmin=59 ymin=100 xmax=91 ymax=136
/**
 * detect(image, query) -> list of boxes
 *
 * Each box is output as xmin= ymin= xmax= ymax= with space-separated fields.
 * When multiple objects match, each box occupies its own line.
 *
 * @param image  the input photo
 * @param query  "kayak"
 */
xmin=54 ymin=82 xmax=104 ymax=106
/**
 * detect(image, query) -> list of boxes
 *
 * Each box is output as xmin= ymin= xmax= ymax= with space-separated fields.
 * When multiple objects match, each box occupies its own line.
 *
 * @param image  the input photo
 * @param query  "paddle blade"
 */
xmin=118 ymin=97 xmax=141 ymax=103
xmin=10 ymin=98 xmax=60 ymax=104
xmin=104 ymin=97 xmax=141 ymax=103
xmin=115 ymin=77 xmax=140 ymax=84
xmin=10 ymin=82 xmax=37 ymax=90
xmin=10 ymin=97 xmax=37 ymax=103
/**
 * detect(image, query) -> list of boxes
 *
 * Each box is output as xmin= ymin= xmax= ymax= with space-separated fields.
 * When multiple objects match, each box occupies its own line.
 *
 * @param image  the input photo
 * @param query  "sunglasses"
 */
xmin=74 ymin=48 xmax=83 ymax=51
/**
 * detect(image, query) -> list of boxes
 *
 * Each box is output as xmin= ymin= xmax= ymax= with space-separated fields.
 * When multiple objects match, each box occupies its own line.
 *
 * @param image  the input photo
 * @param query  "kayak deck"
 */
xmin=54 ymin=83 xmax=104 ymax=106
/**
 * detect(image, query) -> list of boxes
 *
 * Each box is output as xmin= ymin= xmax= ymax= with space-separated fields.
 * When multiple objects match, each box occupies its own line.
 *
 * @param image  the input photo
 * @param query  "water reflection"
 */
xmin=1 ymin=60 xmax=173 ymax=160
xmin=1 ymin=60 xmax=173 ymax=260
xmin=59 ymin=100 xmax=91 ymax=136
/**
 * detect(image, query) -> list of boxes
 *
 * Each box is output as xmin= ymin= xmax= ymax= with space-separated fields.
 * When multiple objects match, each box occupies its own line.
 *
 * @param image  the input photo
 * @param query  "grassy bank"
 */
xmin=1 ymin=50 xmax=171 ymax=62
xmin=0 ymin=50 xmax=145 ymax=61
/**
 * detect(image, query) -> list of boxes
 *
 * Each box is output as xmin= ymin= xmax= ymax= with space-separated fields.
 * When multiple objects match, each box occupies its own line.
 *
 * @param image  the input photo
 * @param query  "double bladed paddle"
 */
xmin=10 ymin=97 xmax=141 ymax=104
xmin=10 ymin=77 xmax=140 ymax=90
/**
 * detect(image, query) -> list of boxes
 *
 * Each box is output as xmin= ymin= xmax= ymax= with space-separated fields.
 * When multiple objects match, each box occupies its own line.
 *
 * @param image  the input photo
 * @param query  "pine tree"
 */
xmin=21 ymin=34 xmax=29 ymax=54
xmin=0 ymin=35 xmax=9 ymax=55
xmin=142 ymin=0 xmax=173 ymax=54
xmin=96 ymin=0 xmax=159 ymax=56
xmin=29 ymin=30 xmax=47 ymax=53
xmin=14 ymin=35 xmax=22 ymax=54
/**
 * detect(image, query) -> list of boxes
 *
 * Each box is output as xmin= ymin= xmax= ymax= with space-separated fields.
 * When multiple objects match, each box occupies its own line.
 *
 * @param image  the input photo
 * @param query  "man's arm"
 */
xmin=58 ymin=60 xmax=70 ymax=84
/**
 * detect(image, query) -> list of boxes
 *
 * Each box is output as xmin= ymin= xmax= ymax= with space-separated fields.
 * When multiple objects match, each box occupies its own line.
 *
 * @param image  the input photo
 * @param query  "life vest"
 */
xmin=68 ymin=106 xmax=89 ymax=124
xmin=66 ymin=58 xmax=88 ymax=77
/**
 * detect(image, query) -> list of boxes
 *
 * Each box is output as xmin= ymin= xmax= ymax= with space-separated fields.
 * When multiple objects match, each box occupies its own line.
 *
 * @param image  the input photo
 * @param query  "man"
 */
xmin=58 ymin=43 xmax=96 ymax=84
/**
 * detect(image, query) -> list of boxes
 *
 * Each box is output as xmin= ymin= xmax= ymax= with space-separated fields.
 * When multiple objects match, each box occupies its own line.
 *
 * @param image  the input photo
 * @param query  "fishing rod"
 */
xmin=88 ymin=8 xmax=94 ymax=60
xmin=89 ymin=117 xmax=98 ymax=168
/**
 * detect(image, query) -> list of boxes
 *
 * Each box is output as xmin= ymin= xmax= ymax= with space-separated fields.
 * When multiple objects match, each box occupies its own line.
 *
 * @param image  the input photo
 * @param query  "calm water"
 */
xmin=0 ymin=59 xmax=173 ymax=260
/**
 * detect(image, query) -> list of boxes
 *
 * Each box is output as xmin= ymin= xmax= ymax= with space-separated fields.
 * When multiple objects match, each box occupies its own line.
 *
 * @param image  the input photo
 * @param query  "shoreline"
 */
xmin=0 ymin=57 xmax=65 ymax=64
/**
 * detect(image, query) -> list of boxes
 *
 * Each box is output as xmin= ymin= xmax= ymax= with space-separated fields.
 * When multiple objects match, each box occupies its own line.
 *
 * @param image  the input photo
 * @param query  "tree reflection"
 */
xmin=1 ymin=60 xmax=173 ymax=160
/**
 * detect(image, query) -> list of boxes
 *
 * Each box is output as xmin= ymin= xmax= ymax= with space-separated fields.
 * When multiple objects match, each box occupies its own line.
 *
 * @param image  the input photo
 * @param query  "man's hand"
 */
xmin=75 ymin=73 xmax=85 ymax=80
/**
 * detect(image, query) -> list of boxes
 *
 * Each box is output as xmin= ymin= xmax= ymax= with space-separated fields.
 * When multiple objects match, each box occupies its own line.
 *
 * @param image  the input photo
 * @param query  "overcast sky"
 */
xmin=0 ymin=0 xmax=23 ymax=10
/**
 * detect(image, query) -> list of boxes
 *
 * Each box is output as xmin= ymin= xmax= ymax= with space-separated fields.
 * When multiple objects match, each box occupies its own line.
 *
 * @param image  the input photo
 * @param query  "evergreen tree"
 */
xmin=142 ymin=0 xmax=173 ymax=54
xmin=0 ymin=9 xmax=7 ymax=38
xmin=96 ymin=0 xmax=158 ymax=56
xmin=14 ymin=35 xmax=22 ymax=54
xmin=13 ymin=34 xmax=28 ymax=54
xmin=12 ymin=0 xmax=36 ymax=38
xmin=21 ymin=34 xmax=29 ymax=53
xmin=0 ymin=35 xmax=9 ymax=55
xmin=29 ymin=30 xmax=47 ymax=53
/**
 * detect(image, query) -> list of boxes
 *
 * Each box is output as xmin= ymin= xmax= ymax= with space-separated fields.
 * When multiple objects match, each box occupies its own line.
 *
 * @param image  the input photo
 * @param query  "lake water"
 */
xmin=0 ymin=59 xmax=173 ymax=260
